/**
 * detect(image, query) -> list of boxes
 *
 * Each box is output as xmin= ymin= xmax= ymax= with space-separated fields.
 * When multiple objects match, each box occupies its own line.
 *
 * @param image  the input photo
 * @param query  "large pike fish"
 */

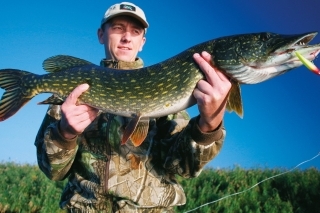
xmin=0 ymin=32 xmax=320 ymax=146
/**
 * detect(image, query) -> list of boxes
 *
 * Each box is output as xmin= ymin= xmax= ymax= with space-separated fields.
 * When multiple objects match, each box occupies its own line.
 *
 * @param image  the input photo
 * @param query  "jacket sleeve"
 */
xmin=34 ymin=104 xmax=78 ymax=181
xmin=157 ymin=111 xmax=225 ymax=178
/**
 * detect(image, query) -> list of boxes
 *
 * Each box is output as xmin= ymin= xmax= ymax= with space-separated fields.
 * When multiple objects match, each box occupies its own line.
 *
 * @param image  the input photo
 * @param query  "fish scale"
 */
xmin=1 ymin=32 xmax=320 ymax=146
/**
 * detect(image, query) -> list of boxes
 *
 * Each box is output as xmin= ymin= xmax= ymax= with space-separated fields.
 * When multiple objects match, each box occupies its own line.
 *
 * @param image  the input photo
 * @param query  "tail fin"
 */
xmin=0 ymin=69 xmax=35 ymax=121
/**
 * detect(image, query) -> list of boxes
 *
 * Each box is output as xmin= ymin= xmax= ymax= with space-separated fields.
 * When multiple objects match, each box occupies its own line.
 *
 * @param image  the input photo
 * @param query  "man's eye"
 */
xmin=133 ymin=29 xmax=142 ymax=35
xmin=113 ymin=26 xmax=123 ymax=30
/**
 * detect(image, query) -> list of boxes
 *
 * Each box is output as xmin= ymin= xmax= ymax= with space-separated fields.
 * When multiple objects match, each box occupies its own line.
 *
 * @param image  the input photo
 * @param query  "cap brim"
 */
xmin=102 ymin=12 xmax=149 ymax=28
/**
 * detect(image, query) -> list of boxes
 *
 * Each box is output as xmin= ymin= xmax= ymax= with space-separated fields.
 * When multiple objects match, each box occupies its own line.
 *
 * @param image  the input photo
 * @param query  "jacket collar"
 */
xmin=100 ymin=58 xmax=144 ymax=69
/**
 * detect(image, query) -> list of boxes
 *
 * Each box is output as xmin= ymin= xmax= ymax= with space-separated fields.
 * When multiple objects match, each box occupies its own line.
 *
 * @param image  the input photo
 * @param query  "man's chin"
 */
xmin=117 ymin=56 xmax=135 ymax=62
xmin=115 ymin=52 xmax=136 ymax=62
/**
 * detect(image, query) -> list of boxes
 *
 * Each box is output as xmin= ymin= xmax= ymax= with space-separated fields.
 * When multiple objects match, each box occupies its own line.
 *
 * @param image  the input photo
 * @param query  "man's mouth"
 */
xmin=118 ymin=46 xmax=131 ymax=50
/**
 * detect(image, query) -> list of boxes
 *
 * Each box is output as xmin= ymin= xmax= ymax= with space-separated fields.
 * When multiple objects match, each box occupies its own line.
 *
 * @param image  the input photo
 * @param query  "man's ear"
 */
xmin=97 ymin=28 xmax=105 ymax=44
xmin=139 ymin=37 xmax=146 ymax=52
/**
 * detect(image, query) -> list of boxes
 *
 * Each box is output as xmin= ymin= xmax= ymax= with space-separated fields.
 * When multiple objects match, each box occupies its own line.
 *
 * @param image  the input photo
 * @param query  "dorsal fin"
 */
xmin=42 ymin=55 xmax=93 ymax=72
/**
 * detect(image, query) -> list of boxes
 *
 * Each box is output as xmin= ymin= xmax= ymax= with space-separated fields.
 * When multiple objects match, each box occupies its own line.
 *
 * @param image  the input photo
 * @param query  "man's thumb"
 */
xmin=65 ymin=83 xmax=89 ymax=105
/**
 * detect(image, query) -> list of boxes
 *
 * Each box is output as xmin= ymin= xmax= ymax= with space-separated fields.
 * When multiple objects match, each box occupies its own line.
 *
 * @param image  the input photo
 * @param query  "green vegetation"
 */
xmin=176 ymin=167 xmax=320 ymax=213
xmin=0 ymin=162 xmax=319 ymax=213
xmin=0 ymin=162 xmax=66 ymax=213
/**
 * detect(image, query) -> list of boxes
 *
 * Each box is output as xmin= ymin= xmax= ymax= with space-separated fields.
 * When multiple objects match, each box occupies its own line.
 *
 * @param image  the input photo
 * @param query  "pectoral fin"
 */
xmin=226 ymin=82 xmax=243 ymax=118
xmin=122 ymin=115 xmax=149 ymax=147
xmin=37 ymin=95 xmax=65 ymax=105
xmin=130 ymin=120 xmax=149 ymax=147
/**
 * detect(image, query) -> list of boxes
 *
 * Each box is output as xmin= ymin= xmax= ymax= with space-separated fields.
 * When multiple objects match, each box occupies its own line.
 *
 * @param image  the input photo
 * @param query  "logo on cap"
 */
xmin=120 ymin=4 xmax=136 ymax=11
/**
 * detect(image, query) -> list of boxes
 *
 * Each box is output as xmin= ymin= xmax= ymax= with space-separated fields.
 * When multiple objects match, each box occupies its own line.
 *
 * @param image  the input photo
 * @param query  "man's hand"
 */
xmin=59 ymin=84 xmax=99 ymax=139
xmin=193 ymin=51 xmax=231 ymax=132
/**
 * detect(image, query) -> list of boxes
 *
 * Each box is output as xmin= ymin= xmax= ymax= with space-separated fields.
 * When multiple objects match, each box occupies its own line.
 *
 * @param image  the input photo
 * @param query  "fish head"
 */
xmin=214 ymin=32 xmax=320 ymax=84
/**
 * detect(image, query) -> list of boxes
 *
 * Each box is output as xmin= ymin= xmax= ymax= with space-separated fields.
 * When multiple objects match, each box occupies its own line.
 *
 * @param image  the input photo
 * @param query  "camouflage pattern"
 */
xmin=34 ymin=58 xmax=226 ymax=213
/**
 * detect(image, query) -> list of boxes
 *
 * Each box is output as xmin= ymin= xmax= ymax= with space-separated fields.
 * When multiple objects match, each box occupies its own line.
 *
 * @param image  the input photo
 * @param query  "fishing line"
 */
xmin=184 ymin=152 xmax=320 ymax=213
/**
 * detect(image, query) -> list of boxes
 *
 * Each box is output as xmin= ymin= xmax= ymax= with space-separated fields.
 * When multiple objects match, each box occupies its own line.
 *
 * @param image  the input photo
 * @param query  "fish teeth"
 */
xmin=297 ymin=41 xmax=306 ymax=45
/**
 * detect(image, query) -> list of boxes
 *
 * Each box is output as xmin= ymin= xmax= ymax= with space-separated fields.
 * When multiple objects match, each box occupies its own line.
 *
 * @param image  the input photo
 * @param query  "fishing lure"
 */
xmin=295 ymin=51 xmax=320 ymax=75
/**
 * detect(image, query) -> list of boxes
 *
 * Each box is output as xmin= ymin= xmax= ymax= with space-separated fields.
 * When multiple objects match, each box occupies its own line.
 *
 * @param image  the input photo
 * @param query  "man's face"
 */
xmin=98 ymin=16 xmax=146 ymax=62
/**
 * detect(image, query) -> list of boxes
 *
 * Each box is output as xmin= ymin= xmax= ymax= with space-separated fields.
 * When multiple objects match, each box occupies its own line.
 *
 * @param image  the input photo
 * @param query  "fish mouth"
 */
xmin=234 ymin=32 xmax=320 ymax=84
xmin=284 ymin=32 xmax=317 ymax=50
xmin=257 ymin=32 xmax=320 ymax=69
xmin=273 ymin=32 xmax=320 ymax=61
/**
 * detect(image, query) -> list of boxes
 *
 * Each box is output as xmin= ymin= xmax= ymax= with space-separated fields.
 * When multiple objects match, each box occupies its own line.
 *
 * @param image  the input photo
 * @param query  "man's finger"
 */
xmin=64 ymin=84 xmax=89 ymax=105
xmin=193 ymin=52 xmax=219 ymax=85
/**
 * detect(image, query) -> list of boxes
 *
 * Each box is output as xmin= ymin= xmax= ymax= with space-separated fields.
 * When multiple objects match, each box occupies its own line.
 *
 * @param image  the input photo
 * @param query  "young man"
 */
xmin=35 ymin=2 xmax=231 ymax=212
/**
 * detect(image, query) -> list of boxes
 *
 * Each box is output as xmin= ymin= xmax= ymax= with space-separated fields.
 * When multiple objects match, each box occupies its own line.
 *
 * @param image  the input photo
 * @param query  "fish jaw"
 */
xmin=266 ymin=32 xmax=320 ymax=68
xmin=244 ymin=46 xmax=320 ymax=84
xmin=223 ymin=32 xmax=320 ymax=84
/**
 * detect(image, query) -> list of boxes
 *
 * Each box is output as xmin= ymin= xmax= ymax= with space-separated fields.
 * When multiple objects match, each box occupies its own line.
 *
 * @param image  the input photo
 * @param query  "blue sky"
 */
xmin=0 ymin=0 xmax=319 ymax=170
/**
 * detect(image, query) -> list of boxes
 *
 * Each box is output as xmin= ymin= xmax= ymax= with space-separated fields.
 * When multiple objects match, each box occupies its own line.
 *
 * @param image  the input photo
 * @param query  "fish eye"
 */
xmin=260 ymin=33 xmax=271 ymax=41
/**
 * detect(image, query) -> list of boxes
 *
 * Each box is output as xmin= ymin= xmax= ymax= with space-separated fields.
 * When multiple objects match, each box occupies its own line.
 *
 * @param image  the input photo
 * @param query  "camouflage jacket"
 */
xmin=34 ymin=58 xmax=226 ymax=213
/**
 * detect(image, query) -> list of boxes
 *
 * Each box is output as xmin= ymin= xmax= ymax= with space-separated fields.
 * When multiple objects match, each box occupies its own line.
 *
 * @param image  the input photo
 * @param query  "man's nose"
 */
xmin=121 ymin=31 xmax=132 ymax=42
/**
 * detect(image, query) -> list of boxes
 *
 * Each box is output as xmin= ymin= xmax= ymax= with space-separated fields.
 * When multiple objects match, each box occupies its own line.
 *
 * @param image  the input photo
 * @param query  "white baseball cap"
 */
xmin=101 ymin=2 xmax=149 ymax=29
